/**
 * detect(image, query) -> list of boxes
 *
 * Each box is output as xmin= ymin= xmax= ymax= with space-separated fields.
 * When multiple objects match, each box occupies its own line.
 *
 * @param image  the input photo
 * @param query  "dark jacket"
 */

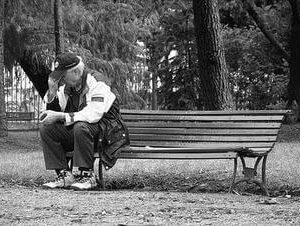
xmin=97 ymin=100 xmax=130 ymax=169
xmin=88 ymin=69 xmax=130 ymax=169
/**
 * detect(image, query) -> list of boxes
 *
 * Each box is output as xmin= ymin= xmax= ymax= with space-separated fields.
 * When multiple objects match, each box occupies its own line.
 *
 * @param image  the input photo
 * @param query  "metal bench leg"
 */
xmin=261 ymin=155 xmax=269 ymax=196
xmin=97 ymin=158 xmax=104 ymax=189
xmin=229 ymin=158 xmax=238 ymax=193
xmin=252 ymin=155 xmax=269 ymax=196
xmin=231 ymin=155 xmax=270 ymax=196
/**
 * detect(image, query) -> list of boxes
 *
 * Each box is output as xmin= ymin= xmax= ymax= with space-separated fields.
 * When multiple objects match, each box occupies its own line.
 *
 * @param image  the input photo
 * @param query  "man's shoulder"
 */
xmin=85 ymin=68 xmax=120 ymax=100
xmin=86 ymin=68 xmax=112 ymax=86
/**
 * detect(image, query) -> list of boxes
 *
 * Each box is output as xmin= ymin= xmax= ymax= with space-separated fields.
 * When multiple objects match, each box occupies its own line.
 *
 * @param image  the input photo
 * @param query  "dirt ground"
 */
xmin=0 ymin=185 xmax=300 ymax=225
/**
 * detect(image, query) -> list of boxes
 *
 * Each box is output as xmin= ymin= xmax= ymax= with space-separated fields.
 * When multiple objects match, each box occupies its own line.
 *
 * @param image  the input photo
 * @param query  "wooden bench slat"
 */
xmin=125 ymin=122 xmax=282 ymax=129
xmin=121 ymin=109 xmax=289 ymax=116
xmin=129 ymin=134 xmax=277 ymax=142
xmin=128 ymin=128 xmax=279 ymax=135
xmin=118 ymin=152 xmax=238 ymax=159
xmin=248 ymin=148 xmax=272 ymax=153
xmin=123 ymin=115 xmax=285 ymax=121
xmin=129 ymin=141 xmax=275 ymax=148
xmin=88 ymin=147 xmax=271 ymax=157
xmin=120 ymin=146 xmax=244 ymax=153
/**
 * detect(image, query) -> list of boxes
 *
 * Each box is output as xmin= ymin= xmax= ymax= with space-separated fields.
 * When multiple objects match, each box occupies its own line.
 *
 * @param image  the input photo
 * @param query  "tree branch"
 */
xmin=54 ymin=0 xmax=64 ymax=55
xmin=242 ymin=0 xmax=290 ymax=62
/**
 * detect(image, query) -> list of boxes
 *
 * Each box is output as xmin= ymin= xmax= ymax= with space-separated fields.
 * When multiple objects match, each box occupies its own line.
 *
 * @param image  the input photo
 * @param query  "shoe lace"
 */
xmin=56 ymin=170 xmax=68 ymax=181
xmin=78 ymin=172 xmax=94 ymax=183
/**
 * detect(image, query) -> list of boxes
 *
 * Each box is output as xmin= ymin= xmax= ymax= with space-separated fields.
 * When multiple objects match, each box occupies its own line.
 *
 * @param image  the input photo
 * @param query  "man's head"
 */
xmin=49 ymin=52 xmax=85 ymax=88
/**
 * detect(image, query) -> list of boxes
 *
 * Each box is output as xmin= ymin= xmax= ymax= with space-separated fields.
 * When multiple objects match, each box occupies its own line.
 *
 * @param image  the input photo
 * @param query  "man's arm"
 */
xmin=43 ymin=78 xmax=59 ymax=103
xmin=65 ymin=81 xmax=116 ymax=126
xmin=40 ymin=78 xmax=63 ymax=124
xmin=40 ymin=110 xmax=66 ymax=125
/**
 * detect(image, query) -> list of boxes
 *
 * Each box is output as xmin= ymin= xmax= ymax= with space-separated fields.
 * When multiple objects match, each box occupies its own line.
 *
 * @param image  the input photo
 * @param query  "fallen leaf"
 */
xmin=259 ymin=198 xmax=278 ymax=205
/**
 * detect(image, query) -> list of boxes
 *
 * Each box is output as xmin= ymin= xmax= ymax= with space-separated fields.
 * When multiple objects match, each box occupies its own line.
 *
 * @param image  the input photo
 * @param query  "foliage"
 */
xmin=3 ymin=0 xmax=293 ymax=110
xmin=145 ymin=0 xmax=204 ymax=110
xmin=221 ymin=0 xmax=290 ymax=110
xmin=219 ymin=0 xmax=252 ymax=28
xmin=4 ymin=0 xmax=154 ymax=108
xmin=145 ymin=0 xmax=291 ymax=110
xmin=3 ymin=0 xmax=55 ymax=71
xmin=62 ymin=0 xmax=157 ymax=108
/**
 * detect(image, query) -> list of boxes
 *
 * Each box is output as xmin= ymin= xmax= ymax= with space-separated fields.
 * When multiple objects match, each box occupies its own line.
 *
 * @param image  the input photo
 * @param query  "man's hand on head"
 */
xmin=47 ymin=78 xmax=60 ymax=100
xmin=40 ymin=110 xmax=66 ymax=125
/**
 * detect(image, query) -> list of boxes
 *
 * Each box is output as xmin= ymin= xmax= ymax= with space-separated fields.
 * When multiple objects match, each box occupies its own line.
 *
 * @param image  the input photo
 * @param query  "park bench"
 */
xmin=6 ymin=111 xmax=35 ymax=121
xmin=68 ymin=109 xmax=288 ymax=195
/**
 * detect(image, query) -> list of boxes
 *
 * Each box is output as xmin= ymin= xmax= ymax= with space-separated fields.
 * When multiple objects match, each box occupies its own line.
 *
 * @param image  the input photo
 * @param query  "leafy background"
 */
xmin=3 ymin=0 xmax=292 ymax=110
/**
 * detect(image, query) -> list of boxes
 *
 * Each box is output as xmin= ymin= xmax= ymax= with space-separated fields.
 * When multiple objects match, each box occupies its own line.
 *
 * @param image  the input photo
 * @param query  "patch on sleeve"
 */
xmin=91 ymin=96 xmax=104 ymax=102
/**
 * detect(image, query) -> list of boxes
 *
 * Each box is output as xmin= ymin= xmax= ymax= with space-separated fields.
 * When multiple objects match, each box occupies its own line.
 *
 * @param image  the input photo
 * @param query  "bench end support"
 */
xmin=229 ymin=155 xmax=270 ymax=196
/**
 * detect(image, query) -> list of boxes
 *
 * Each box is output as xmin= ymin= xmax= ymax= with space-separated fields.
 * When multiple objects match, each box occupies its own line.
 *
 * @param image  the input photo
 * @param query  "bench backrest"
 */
xmin=121 ymin=110 xmax=288 ymax=155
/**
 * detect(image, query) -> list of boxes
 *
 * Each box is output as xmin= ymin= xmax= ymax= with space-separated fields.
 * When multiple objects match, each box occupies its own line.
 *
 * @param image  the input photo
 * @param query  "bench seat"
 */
xmin=97 ymin=147 xmax=240 ymax=159
xmin=68 ymin=109 xmax=288 ymax=195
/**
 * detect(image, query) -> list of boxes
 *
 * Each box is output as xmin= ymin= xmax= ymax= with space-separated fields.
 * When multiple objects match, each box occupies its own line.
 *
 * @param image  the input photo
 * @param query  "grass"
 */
xmin=1 ymin=124 xmax=300 ymax=196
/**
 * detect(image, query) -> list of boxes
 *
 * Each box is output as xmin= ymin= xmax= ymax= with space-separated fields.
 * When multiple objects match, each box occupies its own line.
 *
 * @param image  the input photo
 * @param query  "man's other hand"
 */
xmin=40 ymin=110 xmax=65 ymax=125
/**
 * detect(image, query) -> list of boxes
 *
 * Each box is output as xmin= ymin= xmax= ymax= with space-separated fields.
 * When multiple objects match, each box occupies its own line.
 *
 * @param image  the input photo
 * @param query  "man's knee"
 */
xmin=39 ymin=123 xmax=55 ymax=138
xmin=39 ymin=123 xmax=66 ymax=140
xmin=73 ymin=122 xmax=92 ymax=137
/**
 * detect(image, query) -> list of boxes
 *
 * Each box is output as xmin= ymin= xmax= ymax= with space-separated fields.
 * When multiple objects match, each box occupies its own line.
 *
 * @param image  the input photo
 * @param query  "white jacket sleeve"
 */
xmin=65 ymin=81 xmax=116 ymax=126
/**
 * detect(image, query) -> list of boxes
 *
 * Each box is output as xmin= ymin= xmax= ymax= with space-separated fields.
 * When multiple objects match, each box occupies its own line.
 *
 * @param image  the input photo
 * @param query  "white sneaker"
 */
xmin=71 ymin=171 xmax=97 ymax=190
xmin=42 ymin=170 xmax=75 ymax=189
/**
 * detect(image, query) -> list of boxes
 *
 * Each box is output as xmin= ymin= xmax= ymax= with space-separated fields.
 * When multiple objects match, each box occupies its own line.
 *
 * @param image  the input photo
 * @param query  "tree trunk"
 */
xmin=4 ymin=24 xmax=51 ymax=98
xmin=0 ymin=0 xmax=7 ymax=136
xmin=54 ymin=0 xmax=64 ymax=55
xmin=18 ymin=49 xmax=51 ymax=98
xmin=287 ymin=0 xmax=300 ymax=119
xmin=192 ymin=0 xmax=233 ymax=110
xmin=151 ymin=72 xmax=158 ymax=110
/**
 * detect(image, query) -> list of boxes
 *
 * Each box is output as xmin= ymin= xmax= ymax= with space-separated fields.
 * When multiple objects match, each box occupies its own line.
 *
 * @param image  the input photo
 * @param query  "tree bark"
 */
xmin=0 ymin=0 xmax=7 ymax=136
xmin=151 ymin=72 xmax=158 ymax=110
xmin=192 ymin=0 xmax=233 ymax=110
xmin=54 ymin=0 xmax=64 ymax=55
xmin=287 ymin=0 xmax=300 ymax=116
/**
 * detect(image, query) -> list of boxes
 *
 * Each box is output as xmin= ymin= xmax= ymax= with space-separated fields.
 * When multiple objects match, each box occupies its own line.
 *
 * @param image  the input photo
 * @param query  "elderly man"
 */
xmin=40 ymin=52 xmax=129 ymax=190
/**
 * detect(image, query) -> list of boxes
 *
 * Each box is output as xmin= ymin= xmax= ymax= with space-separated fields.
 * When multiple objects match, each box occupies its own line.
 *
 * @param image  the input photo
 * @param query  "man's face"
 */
xmin=60 ymin=68 xmax=82 ymax=87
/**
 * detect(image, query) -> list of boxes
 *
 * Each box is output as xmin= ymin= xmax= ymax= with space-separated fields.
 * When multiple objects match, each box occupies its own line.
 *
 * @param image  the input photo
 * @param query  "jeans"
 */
xmin=40 ymin=121 xmax=102 ymax=170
